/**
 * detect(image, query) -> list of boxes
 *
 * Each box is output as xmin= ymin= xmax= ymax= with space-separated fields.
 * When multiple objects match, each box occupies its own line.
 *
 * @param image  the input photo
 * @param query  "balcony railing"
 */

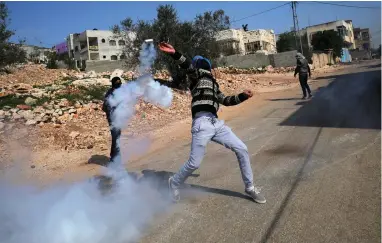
xmin=89 ymin=45 xmax=99 ymax=51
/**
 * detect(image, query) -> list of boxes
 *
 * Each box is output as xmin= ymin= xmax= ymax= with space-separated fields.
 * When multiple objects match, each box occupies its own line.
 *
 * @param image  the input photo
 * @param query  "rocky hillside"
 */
xmin=0 ymin=63 xmax=299 ymax=151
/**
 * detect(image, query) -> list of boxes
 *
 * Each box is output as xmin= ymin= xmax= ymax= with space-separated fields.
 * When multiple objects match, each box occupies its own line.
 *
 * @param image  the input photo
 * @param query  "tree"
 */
xmin=311 ymin=30 xmax=344 ymax=58
xmin=0 ymin=2 xmax=26 ymax=68
xmin=46 ymin=52 xmax=58 ymax=69
xmin=112 ymin=4 xmax=230 ymax=90
xmin=276 ymin=31 xmax=312 ymax=62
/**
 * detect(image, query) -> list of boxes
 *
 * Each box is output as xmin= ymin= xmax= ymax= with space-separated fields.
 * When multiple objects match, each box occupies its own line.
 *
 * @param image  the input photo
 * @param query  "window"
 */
xmin=120 ymin=54 xmax=126 ymax=59
xmin=109 ymin=40 xmax=116 ymax=46
xmin=101 ymin=39 xmax=105 ymax=43
xmin=103 ymin=55 xmax=106 ymax=59
xmin=244 ymin=41 xmax=261 ymax=54
xmin=111 ymin=55 xmax=118 ymax=60
xmin=361 ymin=32 xmax=369 ymax=40
xmin=118 ymin=40 xmax=126 ymax=46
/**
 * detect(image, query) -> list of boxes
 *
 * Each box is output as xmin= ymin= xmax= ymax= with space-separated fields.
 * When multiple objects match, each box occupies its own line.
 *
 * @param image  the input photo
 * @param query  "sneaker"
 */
xmin=308 ymin=94 xmax=313 ymax=98
xmin=168 ymin=177 xmax=180 ymax=203
xmin=245 ymin=187 xmax=266 ymax=204
xmin=302 ymin=96 xmax=307 ymax=100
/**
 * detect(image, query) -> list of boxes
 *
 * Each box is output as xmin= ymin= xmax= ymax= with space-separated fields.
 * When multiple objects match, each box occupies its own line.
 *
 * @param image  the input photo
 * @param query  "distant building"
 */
xmin=300 ymin=20 xmax=356 ymax=50
xmin=216 ymin=28 xmax=277 ymax=56
xmin=55 ymin=42 xmax=69 ymax=55
xmin=21 ymin=45 xmax=52 ymax=63
xmin=353 ymin=28 xmax=371 ymax=51
xmin=66 ymin=29 xmax=135 ymax=69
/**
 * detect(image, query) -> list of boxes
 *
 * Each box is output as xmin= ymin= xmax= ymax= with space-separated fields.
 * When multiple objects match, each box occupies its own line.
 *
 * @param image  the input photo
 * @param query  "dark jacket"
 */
xmin=169 ymin=51 xmax=249 ymax=118
xmin=294 ymin=58 xmax=311 ymax=77
xmin=102 ymin=86 xmax=120 ymax=125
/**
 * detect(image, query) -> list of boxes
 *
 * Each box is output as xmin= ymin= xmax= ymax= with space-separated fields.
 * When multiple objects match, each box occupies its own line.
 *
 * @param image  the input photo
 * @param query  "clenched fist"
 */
xmin=243 ymin=90 xmax=254 ymax=98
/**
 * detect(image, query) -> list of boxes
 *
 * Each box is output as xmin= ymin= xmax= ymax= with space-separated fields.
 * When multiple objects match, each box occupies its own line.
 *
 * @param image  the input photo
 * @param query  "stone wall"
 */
xmin=269 ymin=50 xmax=298 ymax=67
xmin=350 ymin=50 xmax=371 ymax=60
xmin=310 ymin=52 xmax=334 ymax=69
xmin=85 ymin=60 xmax=131 ymax=73
xmin=216 ymin=53 xmax=270 ymax=69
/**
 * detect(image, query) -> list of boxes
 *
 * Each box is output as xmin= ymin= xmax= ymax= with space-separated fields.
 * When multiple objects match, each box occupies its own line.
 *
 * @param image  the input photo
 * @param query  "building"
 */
xmin=21 ymin=44 xmax=52 ymax=63
xmin=216 ymin=28 xmax=277 ymax=56
xmin=55 ymin=42 xmax=68 ymax=55
xmin=353 ymin=28 xmax=371 ymax=51
xmin=301 ymin=20 xmax=356 ymax=50
xmin=66 ymin=29 xmax=135 ymax=69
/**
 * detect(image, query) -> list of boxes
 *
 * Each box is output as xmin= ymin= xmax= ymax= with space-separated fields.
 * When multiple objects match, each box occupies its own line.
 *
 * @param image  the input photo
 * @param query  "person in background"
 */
xmin=158 ymin=42 xmax=266 ymax=204
xmin=102 ymin=76 xmax=122 ymax=163
xmin=294 ymin=53 xmax=312 ymax=99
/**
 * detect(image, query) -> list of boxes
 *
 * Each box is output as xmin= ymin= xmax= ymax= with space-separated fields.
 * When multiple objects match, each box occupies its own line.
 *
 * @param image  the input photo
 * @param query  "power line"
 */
xmin=231 ymin=2 xmax=290 ymax=23
xmin=309 ymin=1 xmax=381 ymax=9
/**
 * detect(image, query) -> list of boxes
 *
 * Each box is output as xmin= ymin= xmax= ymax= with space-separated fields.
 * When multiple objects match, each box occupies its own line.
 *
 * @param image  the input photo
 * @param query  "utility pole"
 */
xmin=291 ymin=1 xmax=304 ymax=55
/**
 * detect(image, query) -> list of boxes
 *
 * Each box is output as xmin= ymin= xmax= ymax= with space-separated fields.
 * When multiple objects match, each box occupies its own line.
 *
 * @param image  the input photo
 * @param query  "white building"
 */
xmin=21 ymin=45 xmax=52 ymax=63
xmin=66 ymin=29 xmax=135 ymax=69
xmin=300 ymin=20 xmax=356 ymax=50
xmin=216 ymin=28 xmax=277 ymax=56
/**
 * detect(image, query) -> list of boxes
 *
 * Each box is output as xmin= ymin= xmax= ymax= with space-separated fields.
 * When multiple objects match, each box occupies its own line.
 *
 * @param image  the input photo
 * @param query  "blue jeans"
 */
xmin=172 ymin=112 xmax=254 ymax=190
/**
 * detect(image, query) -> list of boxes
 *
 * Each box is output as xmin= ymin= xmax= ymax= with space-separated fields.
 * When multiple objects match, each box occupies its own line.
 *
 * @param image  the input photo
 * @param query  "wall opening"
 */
xmin=101 ymin=39 xmax=106 ymax=43
xmin=109 ymin=40 xmax=117 ymax=46
xmin=111 ymin=55 xmax=118 ymax=60
xmin=118 ymin=40 xmax=126 ymax=46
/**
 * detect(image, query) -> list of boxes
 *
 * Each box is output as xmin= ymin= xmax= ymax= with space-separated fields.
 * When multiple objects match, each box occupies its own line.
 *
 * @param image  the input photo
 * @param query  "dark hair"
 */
xmin=111 ymin=77 xmax=121 ymax=83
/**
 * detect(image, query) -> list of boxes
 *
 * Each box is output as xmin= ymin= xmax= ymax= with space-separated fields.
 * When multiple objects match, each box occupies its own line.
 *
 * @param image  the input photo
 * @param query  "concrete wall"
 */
xmin=350 ymin=49 xmax=371 ymax=60
xmin=311 ymin=52 xmax=334 ymax=69
xmin=85 ymin=60 xmax=131 ymax=73
xmin=216 ymin=50 xmax=298 ymax=68
xmin=216 ymin=53 xmax=270 ymax=69
xmin=269 ymin=50 xmax=298 ymax=67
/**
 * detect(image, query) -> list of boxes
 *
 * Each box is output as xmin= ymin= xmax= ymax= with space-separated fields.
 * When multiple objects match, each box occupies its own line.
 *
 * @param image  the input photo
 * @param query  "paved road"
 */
xmin=133 ymin=61 xmax=381 ymax=243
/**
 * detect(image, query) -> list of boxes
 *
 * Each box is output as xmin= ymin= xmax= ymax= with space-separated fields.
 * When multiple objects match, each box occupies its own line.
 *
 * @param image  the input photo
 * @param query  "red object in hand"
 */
xmin=158 ymin=42 xmax=175 ymax=54
xmin=243 ymin=90 xmax=254 ymax=98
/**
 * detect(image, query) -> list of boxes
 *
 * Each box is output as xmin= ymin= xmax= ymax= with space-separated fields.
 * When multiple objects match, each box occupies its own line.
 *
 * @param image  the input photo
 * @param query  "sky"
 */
xmin=6 ymin=1 xmax=382 ymax=49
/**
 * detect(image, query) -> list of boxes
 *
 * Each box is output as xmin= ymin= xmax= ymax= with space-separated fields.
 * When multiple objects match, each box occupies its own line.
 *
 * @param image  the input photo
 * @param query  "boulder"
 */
xmin=25 ymin=97 xmax=37 ymax=106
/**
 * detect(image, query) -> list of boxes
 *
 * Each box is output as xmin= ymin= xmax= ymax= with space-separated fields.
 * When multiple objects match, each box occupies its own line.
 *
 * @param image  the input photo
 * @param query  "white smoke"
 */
xmin=0 ymin=41 xmax=173 ymax=243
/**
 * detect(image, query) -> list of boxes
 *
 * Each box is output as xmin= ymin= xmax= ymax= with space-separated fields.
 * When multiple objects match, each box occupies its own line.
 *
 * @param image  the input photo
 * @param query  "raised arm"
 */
xmin=158 ymin=42 xmax=191 ymax=70
xmin=217 ymin=88 xmax=253 ymax=106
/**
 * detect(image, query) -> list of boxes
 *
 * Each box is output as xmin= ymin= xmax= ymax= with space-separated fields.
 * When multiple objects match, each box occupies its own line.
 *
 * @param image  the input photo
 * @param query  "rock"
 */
xmin=0 ymin=110 xmax=5 ymax=119
xmin=53 ymin=124 xmax=61 ymax=128
xmin=33 ymin=106 xmax=45 ymax=114
xmin=13 ymin=83 xmax=33 ymax=94
xmin=68 ymin=108 xmax=76 ymax=114
xmin=0 ymin=121 xmax=4 ymax=130
xmin=21 ymin=110 xmax=34 ymax=120
xmin=45 ymin=109 xmax=54 ymax=115
xmin=25 ymin=97 xmax=37 ymax=106
xmin=53 ymin=112 xmax=59 ymax=118
xmin=31 ymin=165 xmax=36 ymax=169
xmin=72 ymin=78 xmax=110 ymax=87
xmin=16 ymin=104 xmax=32 ymax=110
xmin=3 ymin=106 xmax=11 ymax=111
xmin=265 ymin=65 xmax=274 ymax=72
xmin=30 ymin=89 xmax=45 ymax=98
xmin=87 ymin=144 xmax=94 ymax=149
xmin=25 ymin=120 xmax=37 ymax=126
xmin=69 ymin=131 xmax=80 ymax=139
xmin=12 ymin=113 xmax=22 ymax=120
xmin=10 ymin=108 xmax=20 ymax=113
xmin=85 ymin=70 xmax=98 ymax=78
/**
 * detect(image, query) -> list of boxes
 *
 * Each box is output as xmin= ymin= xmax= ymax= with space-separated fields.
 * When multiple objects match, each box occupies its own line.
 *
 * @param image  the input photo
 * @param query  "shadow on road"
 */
xmin=87 ymin=155 xmax=110 ymax=167
xmin=93 ymin=169 xmax=253 ymax=201
xmin=279 ymin=69 xmax=381 ymax=130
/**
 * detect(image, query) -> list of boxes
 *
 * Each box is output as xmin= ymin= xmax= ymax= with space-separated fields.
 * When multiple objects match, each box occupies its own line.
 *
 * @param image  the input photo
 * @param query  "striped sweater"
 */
xmin=170 ymin=51 xmax=249 ymax=118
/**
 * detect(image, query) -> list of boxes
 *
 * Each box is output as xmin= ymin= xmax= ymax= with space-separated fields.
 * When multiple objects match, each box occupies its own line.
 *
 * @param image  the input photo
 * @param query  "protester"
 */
xmin=294 ymin=52 xmax=312 ymax=99
xmin=102 ymin=76 xmax=123 ymax=163
xmin=158 ymin=42 xmax=266 ymax=204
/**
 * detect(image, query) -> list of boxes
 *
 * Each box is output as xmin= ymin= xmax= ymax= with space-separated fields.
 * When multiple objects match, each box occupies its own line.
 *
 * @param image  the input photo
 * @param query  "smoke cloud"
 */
xmin=0 ymin=41 xmax=173 ymax=243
